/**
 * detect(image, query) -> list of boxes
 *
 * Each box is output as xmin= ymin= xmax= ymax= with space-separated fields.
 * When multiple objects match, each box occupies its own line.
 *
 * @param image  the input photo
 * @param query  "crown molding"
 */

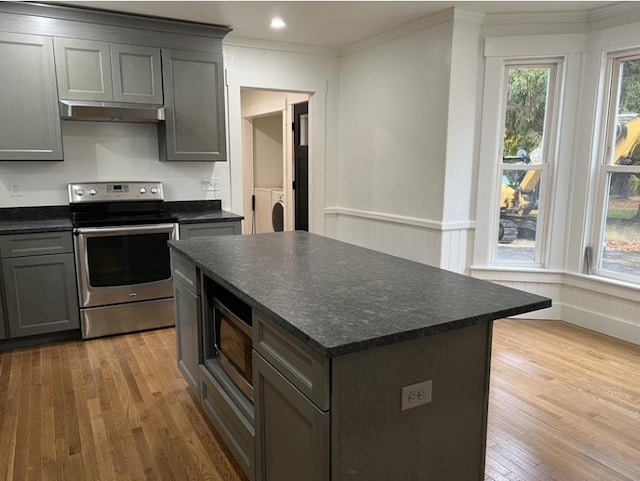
xmin=482 ymin=10 xmax=588 ymax=27
xmin=340 ymin=7 xmax=455 ymax=57
xmin=224 ymin=35 xmax=339 ymax=57
xmin=587 ymin=1 xmax=640 ymax=31
xmin=453 ymin=9 xmax=485 ymax=25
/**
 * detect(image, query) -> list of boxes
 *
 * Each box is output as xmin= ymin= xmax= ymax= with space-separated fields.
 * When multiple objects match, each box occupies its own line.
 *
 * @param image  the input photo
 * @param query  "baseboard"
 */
xmin=562 ymin=304 xmax=640 ymax=346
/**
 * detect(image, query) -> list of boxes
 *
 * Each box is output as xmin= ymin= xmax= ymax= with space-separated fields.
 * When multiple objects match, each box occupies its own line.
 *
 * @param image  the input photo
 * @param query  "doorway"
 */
xmin=240 ymin=89 xmax=310 ymax=234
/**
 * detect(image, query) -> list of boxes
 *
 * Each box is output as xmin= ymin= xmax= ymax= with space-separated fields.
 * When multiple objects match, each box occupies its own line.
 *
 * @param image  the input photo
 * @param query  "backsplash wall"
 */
xmin=0 ymin=121 xmax=230 ymax=208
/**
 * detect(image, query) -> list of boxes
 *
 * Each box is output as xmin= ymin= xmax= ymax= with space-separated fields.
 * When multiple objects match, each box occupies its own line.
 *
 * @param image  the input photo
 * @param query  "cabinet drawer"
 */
xmin=253 ymin=309 xmax=330 ymax=411
xmin=171 ymin=251 xmax=199 ymax=295
xmin=199 ymin=365 xmax=254 ymax=480
xmin=0 ymin=232 xmax=73 ymax=258
xmin=179 ymin=221 xmax=241 ymax=239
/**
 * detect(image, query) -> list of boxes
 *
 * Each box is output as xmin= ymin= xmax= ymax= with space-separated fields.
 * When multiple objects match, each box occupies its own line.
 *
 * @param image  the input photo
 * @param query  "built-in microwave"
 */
xmin=203 ymin=279 xmax=254 ymax=402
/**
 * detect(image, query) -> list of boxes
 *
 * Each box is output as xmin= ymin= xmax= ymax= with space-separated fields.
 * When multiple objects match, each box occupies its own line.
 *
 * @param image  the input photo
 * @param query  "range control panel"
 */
xmin=68 ymin=181 xmax=164 ymax=203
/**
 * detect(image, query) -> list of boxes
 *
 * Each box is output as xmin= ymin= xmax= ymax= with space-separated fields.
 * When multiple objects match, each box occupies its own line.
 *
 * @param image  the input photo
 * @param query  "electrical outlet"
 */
xmin=9 ymin=182 xmax=23 ymax=197
xmin=200 ymin=177 xmax=221 ymax=193
xmin=401 ymin=380 xmax=432 ymax=411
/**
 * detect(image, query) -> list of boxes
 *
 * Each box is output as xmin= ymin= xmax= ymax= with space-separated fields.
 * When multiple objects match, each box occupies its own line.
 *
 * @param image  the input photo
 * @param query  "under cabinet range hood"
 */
xmin=59 ymin=100 xmax=165 ymax=123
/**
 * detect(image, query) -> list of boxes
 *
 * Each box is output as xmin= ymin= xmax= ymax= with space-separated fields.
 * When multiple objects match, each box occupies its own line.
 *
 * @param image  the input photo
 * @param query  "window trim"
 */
xmin=592 ymin=51 xmax=640 ymax=284
xmin=489 ymin=58 xmax=564 ymax=267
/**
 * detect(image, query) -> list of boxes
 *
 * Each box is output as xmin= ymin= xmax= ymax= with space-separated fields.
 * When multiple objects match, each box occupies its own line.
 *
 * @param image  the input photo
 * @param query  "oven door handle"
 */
xmin=74 ymin=223 xmax=178 ymax=237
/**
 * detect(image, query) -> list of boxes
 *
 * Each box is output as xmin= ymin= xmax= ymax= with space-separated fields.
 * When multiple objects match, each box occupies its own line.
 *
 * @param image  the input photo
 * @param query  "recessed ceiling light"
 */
xmin=270 ymin=17 xmax=286 ymax=29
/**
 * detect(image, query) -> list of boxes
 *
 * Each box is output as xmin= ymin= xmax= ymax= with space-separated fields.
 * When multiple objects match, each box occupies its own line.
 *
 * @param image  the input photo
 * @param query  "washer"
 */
xmin=271 ymin=190 xmax=285 ymax=232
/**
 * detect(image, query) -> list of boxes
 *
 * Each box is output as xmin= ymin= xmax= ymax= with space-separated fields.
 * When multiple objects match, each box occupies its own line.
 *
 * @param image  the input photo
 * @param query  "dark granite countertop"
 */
xmin=165 ymin=200 xmax=243 ymax=224
xmin=0 ymin=206 xmax=72 ymax=234
xmin=169 ymin=232 xmax=551 ymax=358
xmin=175 ymin=210 xmax=244 ymax=224
xmin=0 ymin=201 xmax=242 ymax=234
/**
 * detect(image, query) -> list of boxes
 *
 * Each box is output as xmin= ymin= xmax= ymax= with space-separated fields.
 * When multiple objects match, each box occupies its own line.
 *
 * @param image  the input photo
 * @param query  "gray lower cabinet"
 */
xmin=160 ymin=49 xmax=227 ymax=161
xmin=254 ymin=352 xmax=330 ymax=481
xmin=54 ymin=38 xmax=162 ymax=104
xmin=179 ymin=221 xmax=242 ymax=239
xmin=0 ymin=32 xmax=63 ymax=161
xmin=173 ymin=275 xmax=201 ymax=394
xmin=0 ymin=294 xmax=6 ymax=340
xmin=2 ymin=253 xmax=79 ymax=337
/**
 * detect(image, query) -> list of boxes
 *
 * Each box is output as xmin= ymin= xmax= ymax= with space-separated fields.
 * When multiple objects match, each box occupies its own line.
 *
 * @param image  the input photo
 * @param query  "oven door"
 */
xmin=74 ymin=223 xmax=178 ymax=308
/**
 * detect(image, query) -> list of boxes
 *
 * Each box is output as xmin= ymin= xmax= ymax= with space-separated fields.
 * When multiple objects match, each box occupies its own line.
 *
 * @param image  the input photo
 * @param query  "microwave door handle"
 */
xmin=215 ymin=300 xmax=252 ymax=338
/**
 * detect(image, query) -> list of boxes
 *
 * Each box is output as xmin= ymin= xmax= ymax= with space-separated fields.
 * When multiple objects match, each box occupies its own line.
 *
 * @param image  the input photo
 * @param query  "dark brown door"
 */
xmin=293 ymin=102 xmax=309 ymax=231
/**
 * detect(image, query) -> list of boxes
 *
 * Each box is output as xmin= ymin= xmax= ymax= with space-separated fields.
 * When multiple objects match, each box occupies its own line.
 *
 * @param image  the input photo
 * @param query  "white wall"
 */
xmin=224 ymin=41 xmax=340 ymax=234
xmin=253 ymin=113 xmax=283 ymax=188
xmin=0 ymin=121 xmax=227 ymax=206
xmin=330 ymin=14 xmax=455 ymax=267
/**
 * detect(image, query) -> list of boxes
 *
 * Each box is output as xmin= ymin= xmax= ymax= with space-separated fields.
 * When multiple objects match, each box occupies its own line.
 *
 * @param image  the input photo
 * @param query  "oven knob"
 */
xmin=75 ymin=188 xmax=84 ymax=196
xmin=88 ymin=188 xmax=97 ymax=196
xmin=139 ymin=187 xmax=146 ymax=194
xmin=150 ymin=187 xmax=158 ymax=194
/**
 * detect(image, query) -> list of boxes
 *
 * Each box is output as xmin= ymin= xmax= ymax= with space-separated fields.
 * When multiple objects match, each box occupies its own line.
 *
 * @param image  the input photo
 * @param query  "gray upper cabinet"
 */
xmin=110 ymin=43 xmax=163 ymax=104
xmin=0 ymin=32 xmax=63 ymax=161
xmin=54 ymin=39 xmax=162 ymax=104
xmin=160 ymin=49 xmax=227 ymax=162
xmin=54 ymin=38 xmax=113 ymax=101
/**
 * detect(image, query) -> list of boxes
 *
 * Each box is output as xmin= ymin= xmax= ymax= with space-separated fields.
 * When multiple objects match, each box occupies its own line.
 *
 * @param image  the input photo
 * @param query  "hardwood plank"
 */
xmin=485 ymin=319 xmax=640 ymax=481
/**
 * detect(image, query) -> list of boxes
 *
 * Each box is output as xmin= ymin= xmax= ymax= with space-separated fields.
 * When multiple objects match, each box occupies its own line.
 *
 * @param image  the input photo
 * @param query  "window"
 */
xmin=594 ymin=54 xmax=640 ymax=283
xmin=493 ymin=62 xmax=560 ymax=265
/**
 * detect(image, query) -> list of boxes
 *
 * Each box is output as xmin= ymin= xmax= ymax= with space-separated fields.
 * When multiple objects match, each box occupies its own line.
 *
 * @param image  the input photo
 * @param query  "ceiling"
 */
xmin=52 ymin=1 xmax=618 ymax=49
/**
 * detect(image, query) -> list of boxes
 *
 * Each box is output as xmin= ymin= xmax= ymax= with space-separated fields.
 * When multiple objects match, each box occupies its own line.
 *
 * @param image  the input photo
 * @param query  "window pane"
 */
xmin=497 ymin=168 xmax=541 ymax=263
xmin=599 ymin=173 xmax=640 ymax=279
xmin=503 ymin=66 xmax=551 ymax=161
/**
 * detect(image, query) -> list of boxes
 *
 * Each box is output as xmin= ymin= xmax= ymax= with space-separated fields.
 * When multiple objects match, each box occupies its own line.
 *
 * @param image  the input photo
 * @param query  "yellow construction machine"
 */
xmin=498 ymin=115 xmax=640 ymax=244
xmin=498 ymin=150 xmax=540 ymax=243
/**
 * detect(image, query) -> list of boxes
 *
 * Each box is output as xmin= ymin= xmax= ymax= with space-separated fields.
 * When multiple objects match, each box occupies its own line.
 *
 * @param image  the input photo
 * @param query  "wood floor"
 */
xmin=485 ymin=320 xmax=640 ymax=481
xmin=0 ymin=319 xmax=639 ymax=481
xmin=0 ymin=328 xmax=248 ymax=481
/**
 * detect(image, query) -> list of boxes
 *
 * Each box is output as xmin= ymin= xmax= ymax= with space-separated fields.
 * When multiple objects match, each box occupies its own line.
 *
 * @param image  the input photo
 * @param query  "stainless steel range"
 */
xmin=69 ymin=181 xmax=178 ymax=339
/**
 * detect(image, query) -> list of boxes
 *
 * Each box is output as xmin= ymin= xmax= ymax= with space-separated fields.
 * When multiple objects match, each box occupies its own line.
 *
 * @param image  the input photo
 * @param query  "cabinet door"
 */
xmin=111 ymin=44 xmax=163 ymax=104
xmin=3 ymin=253 xmax=80 ymax=337
xmin=174 ymin=277 xmax=201 ymax=395
xmin=0 ymin=292 xmax=6 ymax=340
xmin=179 ymin=221 xmax=241 ymax=239
xmin=0 ymin=33 xmax=63 ymax=161
xmin=160 ymin=49 xmax=227 ymax=161
xmin=54 ymin=38 xmax=113 ymax=101
xmin=254 ymin=353 xmax=330 ymax=481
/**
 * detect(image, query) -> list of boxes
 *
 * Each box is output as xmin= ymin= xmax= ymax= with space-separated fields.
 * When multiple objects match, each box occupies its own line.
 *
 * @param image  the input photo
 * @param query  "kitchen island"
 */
xmin=168 ymin=232 xmax=551 ymax=481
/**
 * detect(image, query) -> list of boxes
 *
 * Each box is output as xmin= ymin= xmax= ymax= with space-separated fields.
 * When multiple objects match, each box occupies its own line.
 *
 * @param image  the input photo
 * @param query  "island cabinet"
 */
xmin=0 ymin=232 xmax=79 ymax=338
xmin=54 ymin=38 xmax=163 ymax=104
xmin=171 ymin=251 xmax=201 ymax=395
xmin=159 ymin=49 xmax=226 ymax=162
xmin=0 ymin=32 xmax=63 ymax=161
xmin=0 ymin=293 xmax=6 ymax=340
xmin=168 ymin=232 xmax=551 ymax=481
xmin=253 ymin=310 xmax=330 ymax=481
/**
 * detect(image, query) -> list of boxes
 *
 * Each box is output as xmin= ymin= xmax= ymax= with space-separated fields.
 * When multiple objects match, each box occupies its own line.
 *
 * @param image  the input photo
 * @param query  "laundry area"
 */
xmin=241 ymin=88 xmax=309 ymax=234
